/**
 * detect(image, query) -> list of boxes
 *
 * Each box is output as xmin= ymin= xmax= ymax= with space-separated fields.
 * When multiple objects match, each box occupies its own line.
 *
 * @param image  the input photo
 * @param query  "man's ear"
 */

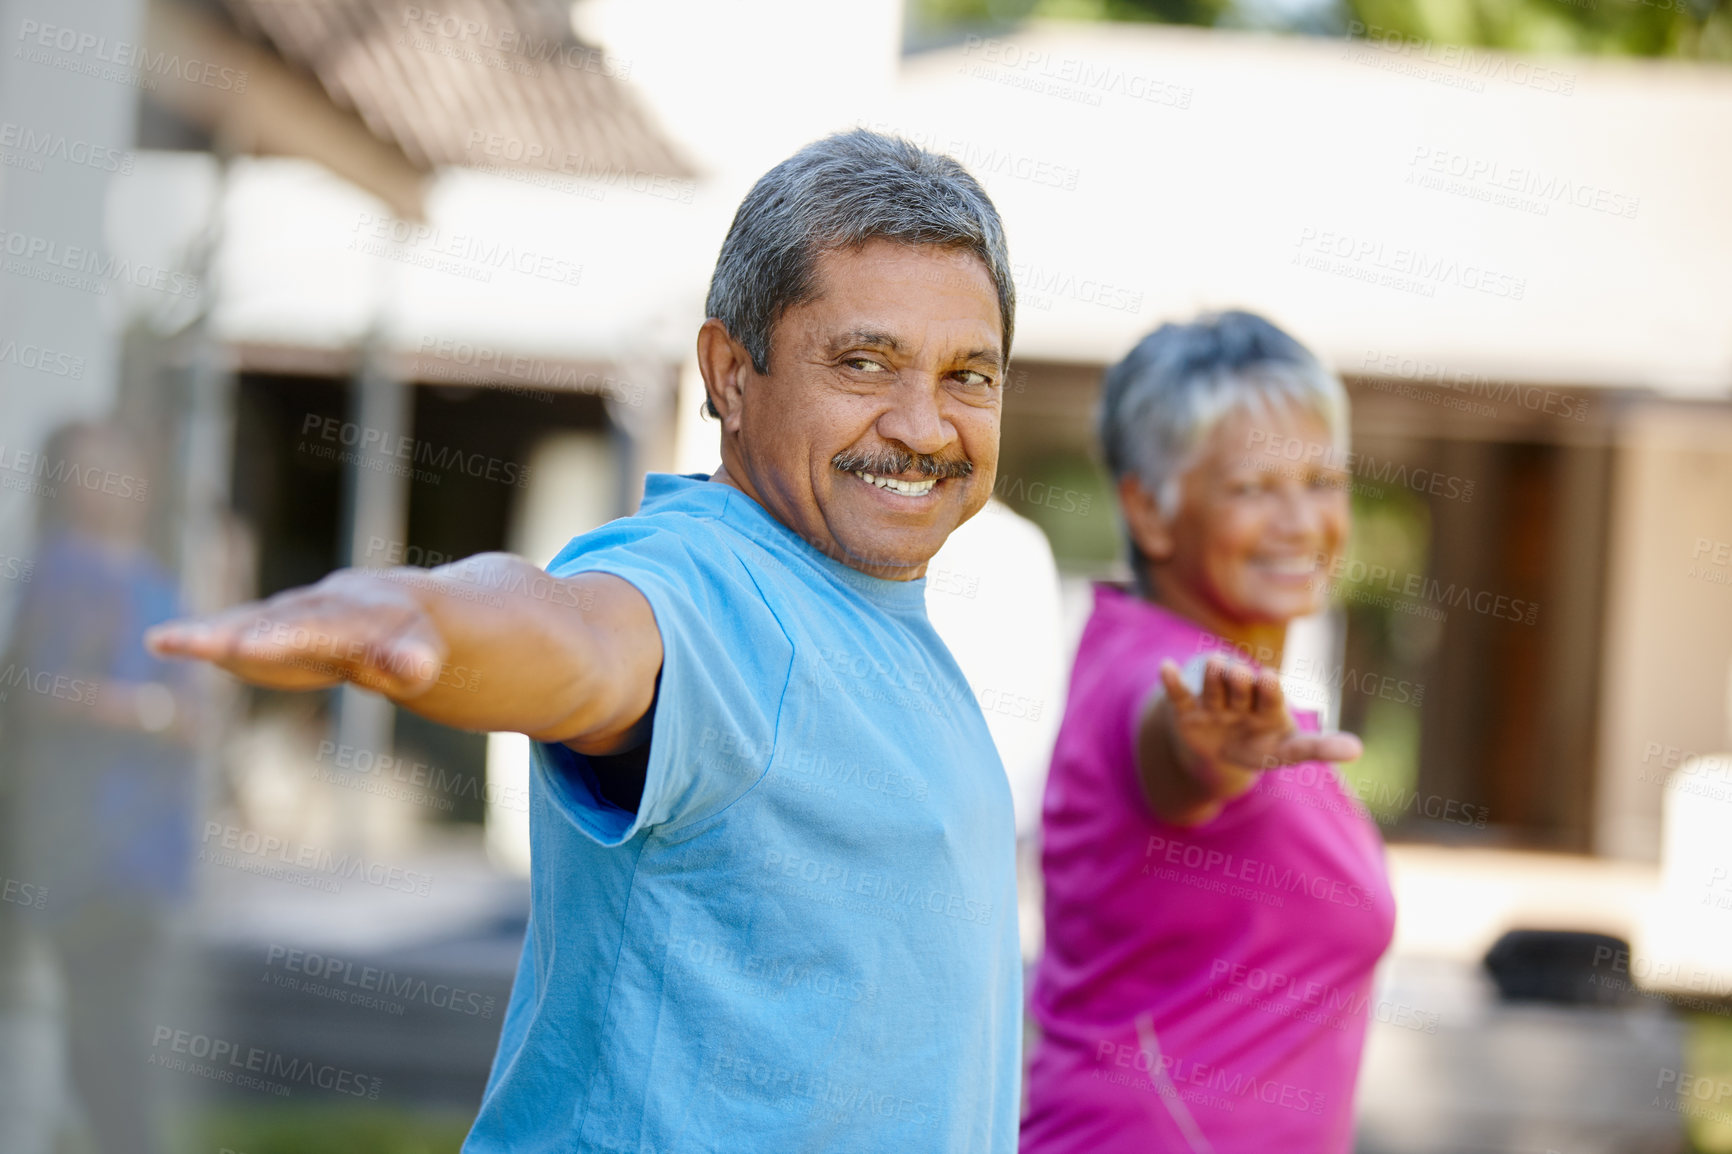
xmin=1118 ymin=474 xmax=1176 ymax=564
xmin=696 ymin=319 xmax=756 ymax=434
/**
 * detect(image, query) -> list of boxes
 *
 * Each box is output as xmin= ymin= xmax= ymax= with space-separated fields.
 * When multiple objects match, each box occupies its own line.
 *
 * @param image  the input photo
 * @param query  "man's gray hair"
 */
xmin=702 ymin=129 xmax=1015 ymax=416
xmin=1098 ymin=310 xmax=1349 ymax=574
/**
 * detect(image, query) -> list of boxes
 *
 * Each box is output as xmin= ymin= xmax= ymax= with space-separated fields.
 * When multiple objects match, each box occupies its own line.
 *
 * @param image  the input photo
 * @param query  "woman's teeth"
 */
xmin=856 ymin=471 xmax=936 ymax=497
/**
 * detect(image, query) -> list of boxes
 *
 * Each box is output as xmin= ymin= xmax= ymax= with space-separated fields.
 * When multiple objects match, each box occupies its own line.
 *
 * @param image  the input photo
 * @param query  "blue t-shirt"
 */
xmin=465 ymin=473 xmax=1021 ymax=1154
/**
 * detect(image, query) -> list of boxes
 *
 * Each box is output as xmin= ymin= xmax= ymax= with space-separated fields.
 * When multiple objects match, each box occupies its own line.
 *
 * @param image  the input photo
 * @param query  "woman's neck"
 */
xmin=1139 ymin=571 xmax=1289 ymax=668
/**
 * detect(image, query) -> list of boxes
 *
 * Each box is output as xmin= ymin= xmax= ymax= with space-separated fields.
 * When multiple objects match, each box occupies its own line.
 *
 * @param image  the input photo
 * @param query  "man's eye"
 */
xmin=843 ymin=357 xmax=888 ymax=373
xmin=953 ymin=370 xmax=995 ymax=389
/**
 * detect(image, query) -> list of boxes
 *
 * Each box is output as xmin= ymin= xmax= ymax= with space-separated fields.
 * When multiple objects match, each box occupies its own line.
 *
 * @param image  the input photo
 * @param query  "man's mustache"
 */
xmin=832 ymin=447 xmax=974 ymax=480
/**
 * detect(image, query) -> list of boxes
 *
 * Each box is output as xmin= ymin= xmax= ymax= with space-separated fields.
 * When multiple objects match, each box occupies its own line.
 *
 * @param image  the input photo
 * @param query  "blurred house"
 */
xmin=3 ymin=0 xmax=1729 ymax=1144
xmin=23 ymin=0 xmax=1731 ymax=971
xmin=855 ymin=23 xmax=1732 ymax=984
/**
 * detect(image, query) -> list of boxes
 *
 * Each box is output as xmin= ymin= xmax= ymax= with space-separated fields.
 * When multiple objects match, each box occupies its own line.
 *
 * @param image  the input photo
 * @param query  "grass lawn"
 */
xmin=179 ymin=1104 xmax=473 ymax=1154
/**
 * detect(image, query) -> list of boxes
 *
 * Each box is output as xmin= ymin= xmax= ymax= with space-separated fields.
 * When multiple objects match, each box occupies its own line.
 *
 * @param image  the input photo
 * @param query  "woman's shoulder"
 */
xmin=1075 ymin=583 xmax=1218 ymax=675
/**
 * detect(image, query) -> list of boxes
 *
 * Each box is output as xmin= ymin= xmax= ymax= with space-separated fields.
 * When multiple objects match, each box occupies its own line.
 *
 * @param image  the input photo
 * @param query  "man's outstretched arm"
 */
xmin=143 ymin=553 xmax=661 ymax=755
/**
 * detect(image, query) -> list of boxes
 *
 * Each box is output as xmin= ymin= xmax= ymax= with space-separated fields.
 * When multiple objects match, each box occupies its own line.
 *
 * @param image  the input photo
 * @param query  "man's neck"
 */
xmin=709 ymin=462 xmax=746 ymax=493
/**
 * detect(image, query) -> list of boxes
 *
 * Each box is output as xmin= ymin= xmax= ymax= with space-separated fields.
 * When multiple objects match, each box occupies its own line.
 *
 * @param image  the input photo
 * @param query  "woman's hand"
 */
xmin=1137 ymin=655 xmax=1363 ymax=825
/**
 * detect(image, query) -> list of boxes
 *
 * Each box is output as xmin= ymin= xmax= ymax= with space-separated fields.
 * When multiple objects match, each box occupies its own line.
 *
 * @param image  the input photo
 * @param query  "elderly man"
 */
xmin=147 ymin=130 xmax=1022 ymax=1152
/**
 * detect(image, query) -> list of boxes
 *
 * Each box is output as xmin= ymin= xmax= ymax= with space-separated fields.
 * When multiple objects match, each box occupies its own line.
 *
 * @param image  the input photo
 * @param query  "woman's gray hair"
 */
xmin=702 ymin=129 xmax=1014 ymax=417
xmin=1098 ymin=310 xmax=1349 ymax=574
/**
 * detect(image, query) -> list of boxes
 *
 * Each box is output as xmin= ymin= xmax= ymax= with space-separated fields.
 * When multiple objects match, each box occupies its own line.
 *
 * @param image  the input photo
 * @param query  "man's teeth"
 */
xmin=856 ymin=471 xmax=936 ymax=496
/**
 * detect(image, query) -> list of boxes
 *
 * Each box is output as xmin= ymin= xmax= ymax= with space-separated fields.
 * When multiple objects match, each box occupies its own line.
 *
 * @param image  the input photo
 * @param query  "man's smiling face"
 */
xmin=702 ymin=238 xmax=1006 ymax=580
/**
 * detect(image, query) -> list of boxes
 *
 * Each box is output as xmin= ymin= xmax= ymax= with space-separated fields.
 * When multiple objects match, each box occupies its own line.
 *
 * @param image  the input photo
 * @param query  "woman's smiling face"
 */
xmin=1130 ymin=402 xmax=1350 ymax=634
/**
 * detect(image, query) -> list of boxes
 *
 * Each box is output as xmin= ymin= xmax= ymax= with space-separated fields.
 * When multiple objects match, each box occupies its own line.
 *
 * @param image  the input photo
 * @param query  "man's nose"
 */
xmin=875 ymin=378 xmax=953 ymax=458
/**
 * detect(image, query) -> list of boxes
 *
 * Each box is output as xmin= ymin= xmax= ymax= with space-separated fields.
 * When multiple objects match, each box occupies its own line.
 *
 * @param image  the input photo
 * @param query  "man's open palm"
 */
xmin=144 ymin=570 xmax=448 ymax=700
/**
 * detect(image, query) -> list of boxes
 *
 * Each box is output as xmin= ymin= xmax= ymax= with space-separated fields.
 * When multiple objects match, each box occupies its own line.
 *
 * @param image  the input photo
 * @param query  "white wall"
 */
xmin=1596 ymin=402 xmax=1732 ymax=861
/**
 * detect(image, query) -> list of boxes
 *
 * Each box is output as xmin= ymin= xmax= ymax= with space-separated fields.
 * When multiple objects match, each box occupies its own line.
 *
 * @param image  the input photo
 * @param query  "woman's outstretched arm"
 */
xmin=1135 ymin=656 xmax=1364 ymax=826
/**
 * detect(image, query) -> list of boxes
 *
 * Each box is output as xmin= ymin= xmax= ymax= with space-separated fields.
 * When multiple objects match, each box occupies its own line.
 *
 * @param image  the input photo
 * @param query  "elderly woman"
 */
xmin=1021 ymin=311 xmax=1397 ymax=1153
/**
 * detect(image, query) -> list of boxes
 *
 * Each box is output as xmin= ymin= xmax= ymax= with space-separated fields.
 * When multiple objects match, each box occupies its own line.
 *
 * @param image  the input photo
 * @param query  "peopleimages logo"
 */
xmin=1093 ymin=1041 xmax=1327 ymax=1115
xmin=992 ymin=472 xmax=1093 ymax=515
xmin=199 ymin=822 xmax=433 ymax=897
xmin=299 ymin=414 xmax=531 ymax=488
xmin=959 ymin=35 xmax=1194 ymax=109
xmin=0 ymin=337 xmax=85 ymax=379
xmin=1293 ymin=227 xmax=1525 ymax=301
xmin=1012 ymin=259 xmax=1143 ymax=314
xmin=854 ymin=119 xmax=1083 ymax=192
xmin=1657 ymin=1067 xmax=1732 ymax=1108
xmin=263 ymin=944 xmax=497 ymax=1018
xmin=1590 ymin=945 xmax=1732 ymax=1015
xmin=1192 ymin=637 xmax=1425 ymax=709
xmin=1358 ymin=350 xmax=1590 ymax=423
xmin=1406 ymin=146 xmax=1638 ymax=220
xmin=0 ymin=227 xmax=199 ymax=298
xmin=1207 ymin=957 xmax=1440 ymax=1033
xmin=314 ymin=740 xmax=530 ymax=814
xmin=347 ymin=213 xmax=583 ymax=288
xmin=0 ymin=662 xmax=100 ymax=707
xmin=398 ymin=7 xmax=631 ymax=79
xmin=413 ymin=336 xmax=649 ymax=407
xmin=709 ymin=1050 xmax=936 ymax=1126
xmin=0 ymin=121 xmax=134 ymax=174
xmin=149 ymin=1026 xmax=378 ymax=1099
xmin=15 ymin=19 xmax=249 ymax=93
xmin=655 ymin=930 xmax=875 ymax=1005
xmin=1245 ymin=427 xmax=1476 ymax=502
xmin=1341 ymin=21 xmax=1575 ymax=96
xmin=1310 ymin=554 xmax=1537 ymax=625
xmin=761 ymin=848 xmax=995 ymax=927
xmin=1 ymin=872 xmax=47 ymax=911
xmin=1142 ymin=834 xmax=1378 ymax=911
xmin=461 ymin=132 xmax=694 ymax=204
xmin=1635 ymin=741 xmax=1732 ymax=792
xmin=0 ymin=442 xmax=149 ymax=502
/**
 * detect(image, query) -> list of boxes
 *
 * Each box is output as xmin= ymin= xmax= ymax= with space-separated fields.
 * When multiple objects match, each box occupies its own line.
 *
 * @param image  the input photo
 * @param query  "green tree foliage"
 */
xmin=909 ymin=0 xmax=1732 ymax=56
xmin=913 ymin=0 xmax=1231 ymax=33
xmin=1344 ymin=0 xmax=1732 ymax=60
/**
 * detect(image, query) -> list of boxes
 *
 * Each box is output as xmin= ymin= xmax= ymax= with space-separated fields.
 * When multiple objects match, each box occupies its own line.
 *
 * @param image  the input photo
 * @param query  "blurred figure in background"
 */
xmin=0 ymin=421 xmax=198 ymax=1154
xmin=1021 ymin=312 xmax=1396 ymax=1153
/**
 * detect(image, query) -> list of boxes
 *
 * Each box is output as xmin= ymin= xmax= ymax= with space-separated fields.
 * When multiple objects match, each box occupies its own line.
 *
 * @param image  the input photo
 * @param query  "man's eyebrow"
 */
xmin=959 ymin=347 xmax=1003 ymax=371
xmin=825 ymin=329 xmax=904 ymax=355
xmin=824 ymin=331 xmax=1003 ymax=372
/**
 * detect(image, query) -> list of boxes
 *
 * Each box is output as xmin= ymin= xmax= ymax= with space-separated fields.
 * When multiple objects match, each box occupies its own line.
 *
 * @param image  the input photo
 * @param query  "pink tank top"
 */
xmin=1023 ymin=585 xmax=1396 ymax=1154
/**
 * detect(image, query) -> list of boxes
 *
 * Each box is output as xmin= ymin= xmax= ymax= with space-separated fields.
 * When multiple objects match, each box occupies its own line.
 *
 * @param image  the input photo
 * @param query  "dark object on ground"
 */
xmin=1482 ymin=929 xmax=1636 ymax=1006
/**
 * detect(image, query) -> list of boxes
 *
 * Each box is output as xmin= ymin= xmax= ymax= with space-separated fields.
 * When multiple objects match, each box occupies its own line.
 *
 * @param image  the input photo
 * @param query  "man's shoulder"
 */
xmin=549 ymin=476 xmax=765 ymax=566
xmin=548 ymin=507 xmax=741 ymax=583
